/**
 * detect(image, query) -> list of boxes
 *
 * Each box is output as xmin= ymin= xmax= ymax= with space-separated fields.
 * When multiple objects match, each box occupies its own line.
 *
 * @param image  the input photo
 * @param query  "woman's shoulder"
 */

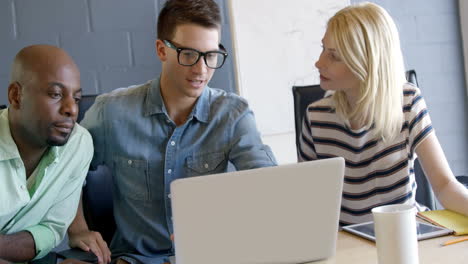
xmin=402 ymin=83 xmax=425 ymax=106
xmin=401 ymin=82 xmax=430 ymax=123
xmin=309 ymin=92 xmax=334 ymax=108
xmin=403 ymin=82 xmax=422 ymax=97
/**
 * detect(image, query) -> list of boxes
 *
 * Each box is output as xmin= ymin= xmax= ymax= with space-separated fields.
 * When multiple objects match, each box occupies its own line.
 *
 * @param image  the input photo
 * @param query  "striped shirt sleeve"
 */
xmin=404 ymin=87 xmax=434 ymax=155
xmin=298 ymin=112 xmax=318 ymax=161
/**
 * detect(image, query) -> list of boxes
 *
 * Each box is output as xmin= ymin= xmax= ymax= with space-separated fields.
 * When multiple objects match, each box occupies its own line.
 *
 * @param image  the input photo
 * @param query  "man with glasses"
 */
xmin=163 ymin=40 xmax=228 ymax=70
xmin=67 ymin=0 xmax=277 ymax=263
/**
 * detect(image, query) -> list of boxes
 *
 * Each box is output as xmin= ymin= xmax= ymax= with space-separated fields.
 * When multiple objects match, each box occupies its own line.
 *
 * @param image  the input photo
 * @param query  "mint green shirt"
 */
xmin=0 ymin=108 xmax=93 ymax=260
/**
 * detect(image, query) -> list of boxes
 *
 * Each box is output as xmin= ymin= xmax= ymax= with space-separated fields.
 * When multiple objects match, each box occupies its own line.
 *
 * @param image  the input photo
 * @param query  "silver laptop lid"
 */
xmin=171 ymin=157 xmax=345 ymax=264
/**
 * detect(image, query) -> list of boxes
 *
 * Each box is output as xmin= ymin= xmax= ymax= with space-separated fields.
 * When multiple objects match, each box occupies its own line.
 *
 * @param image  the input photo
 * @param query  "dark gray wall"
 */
xmin=0 ymin=0 xmax=235 ymax=103
xmin=0 ymin=0 xmax=466 ymax=175
xmin=351 ymin=0 xmax=468 ymax=176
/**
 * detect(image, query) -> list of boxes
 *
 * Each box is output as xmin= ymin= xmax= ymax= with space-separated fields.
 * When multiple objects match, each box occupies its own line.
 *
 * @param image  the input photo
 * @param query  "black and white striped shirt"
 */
xmin=299 ymin=84 xmax=433 ymax=225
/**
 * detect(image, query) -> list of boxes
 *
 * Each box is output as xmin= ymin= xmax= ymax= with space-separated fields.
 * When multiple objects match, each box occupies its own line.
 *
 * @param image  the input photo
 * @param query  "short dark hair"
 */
xmin=157 ymin=0 xmax=221 ymax=41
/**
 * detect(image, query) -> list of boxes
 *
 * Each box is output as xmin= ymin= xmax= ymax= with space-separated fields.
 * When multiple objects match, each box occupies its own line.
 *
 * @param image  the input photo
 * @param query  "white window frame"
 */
xmin=460 ymin=0 xmax=468 ymax=96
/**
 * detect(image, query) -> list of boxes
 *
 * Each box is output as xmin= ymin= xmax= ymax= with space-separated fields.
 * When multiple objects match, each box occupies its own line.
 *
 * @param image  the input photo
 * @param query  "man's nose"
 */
xmin=61 ymin=95 xmax=78 ymax=119
xmin=191 ymin=56 xmax=208 ymax=74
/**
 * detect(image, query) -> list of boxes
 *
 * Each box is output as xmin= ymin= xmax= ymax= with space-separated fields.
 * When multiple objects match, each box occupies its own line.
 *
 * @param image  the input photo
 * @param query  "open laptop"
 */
xmin=170 ymin=157 xmax=345 ymax=264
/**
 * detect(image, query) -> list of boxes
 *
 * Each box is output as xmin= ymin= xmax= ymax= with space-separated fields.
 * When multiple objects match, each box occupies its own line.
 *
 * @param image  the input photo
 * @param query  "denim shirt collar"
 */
xmin=144 ymin=78 xmax=210 ymax=123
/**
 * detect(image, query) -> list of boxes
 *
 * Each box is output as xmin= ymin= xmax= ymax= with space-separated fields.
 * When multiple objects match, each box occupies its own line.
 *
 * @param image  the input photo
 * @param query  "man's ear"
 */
xmin=156 ymin=39 xmax=168 ymax=62
xmin=8 ymin=82 xmax=22 ymax=109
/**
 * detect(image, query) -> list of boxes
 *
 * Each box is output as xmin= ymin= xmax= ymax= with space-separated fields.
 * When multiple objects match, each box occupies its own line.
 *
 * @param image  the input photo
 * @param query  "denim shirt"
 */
xmin=80 ymin=78 xmax=277 ymax=263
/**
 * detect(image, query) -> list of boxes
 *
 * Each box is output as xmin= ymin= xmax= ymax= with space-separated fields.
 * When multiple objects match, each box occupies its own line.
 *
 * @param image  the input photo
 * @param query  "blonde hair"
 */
xmin=328 ymin=2 xmax=407 ymax=142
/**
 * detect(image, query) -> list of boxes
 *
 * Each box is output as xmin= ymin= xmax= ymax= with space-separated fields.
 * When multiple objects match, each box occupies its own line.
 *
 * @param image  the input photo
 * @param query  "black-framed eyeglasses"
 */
xmin=163 ymin=40 xmax=228 ymax=69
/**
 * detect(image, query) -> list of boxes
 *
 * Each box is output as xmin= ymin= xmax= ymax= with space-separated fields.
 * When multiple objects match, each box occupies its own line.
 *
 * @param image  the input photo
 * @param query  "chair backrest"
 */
xmin=413 ymin=158 xmax=436 ymax=210
xmin=292 ymin=69 xmax=438 ymax=210
xmin=0 ymin=105 xmax=6 ymax=109
xmin=78 ymin=94 xmax=116 ymax=244
xmin=82 ymin=165 xmax=115 ymax=244
xmin=457 ymin=176 xmax=468 ymax=188
xmin=406 ymin=69 xmax=419 ymax=87
xmin=292 ymin=85 xmax=325 ymax=149
xmin=77 ymin=95 xmax=98 ymax=123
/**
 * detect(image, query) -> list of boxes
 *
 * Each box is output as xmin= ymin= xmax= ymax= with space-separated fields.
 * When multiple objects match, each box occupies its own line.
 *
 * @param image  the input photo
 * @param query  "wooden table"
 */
xmin=307 ymin=231 xmax=468 ymax=263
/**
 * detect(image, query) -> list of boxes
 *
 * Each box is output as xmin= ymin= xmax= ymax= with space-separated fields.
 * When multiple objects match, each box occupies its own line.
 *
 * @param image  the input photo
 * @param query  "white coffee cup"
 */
xmin=372 ymin=204 xmax=419 ymax=264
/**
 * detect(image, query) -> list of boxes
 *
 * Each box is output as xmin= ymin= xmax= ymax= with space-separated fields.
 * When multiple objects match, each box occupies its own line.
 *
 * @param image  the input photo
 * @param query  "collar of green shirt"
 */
xmin=0 ymin=108 xmax=61 ymax=196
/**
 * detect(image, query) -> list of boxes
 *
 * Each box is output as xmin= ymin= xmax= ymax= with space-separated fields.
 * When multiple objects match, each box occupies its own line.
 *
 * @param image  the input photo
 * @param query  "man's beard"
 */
xmin=45 ymin=124 xmax=74 ymax=146
xmin=46 ymin=135 xmax=70 ymax=146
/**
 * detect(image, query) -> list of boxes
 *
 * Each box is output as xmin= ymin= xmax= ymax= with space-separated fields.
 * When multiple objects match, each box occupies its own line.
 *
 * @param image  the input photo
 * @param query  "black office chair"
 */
xmin=406 ymin=69 xmax=418 ymax=87
xmin=82 ymin=165 xmax=115 ymax=244
xmin=457 ymin=176 xmax=468 ymax=188
xmin=77 ymin=94 xmax=98 ymax=122
xmin=292 ymin=84 xmax=325 ymax=150
xmin=76 ymin=94 xmax=116 ymax=244
xmin=0 ymin=105 xmax=6 ymax=109
xmin=413 ymin=159 xmax=436 ymax=210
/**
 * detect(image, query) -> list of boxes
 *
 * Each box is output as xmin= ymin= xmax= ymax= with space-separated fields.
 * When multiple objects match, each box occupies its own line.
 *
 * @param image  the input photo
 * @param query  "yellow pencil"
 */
xmin=442 ymin=236 xmax=468 ymax=246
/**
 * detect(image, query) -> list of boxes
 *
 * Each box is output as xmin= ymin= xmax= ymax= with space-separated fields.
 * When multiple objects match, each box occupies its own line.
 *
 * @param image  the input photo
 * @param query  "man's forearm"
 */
xmin=68 ymin=193 xmax=90 ymax=236
xmin=0 ymin=232 xmax=36 ymax=262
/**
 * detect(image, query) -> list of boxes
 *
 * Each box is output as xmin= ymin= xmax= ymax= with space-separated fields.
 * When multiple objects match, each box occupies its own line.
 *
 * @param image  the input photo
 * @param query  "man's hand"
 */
xmin=0 ymin=232 xmax=35 ymax=262
xmin=68 ymin=230 xmax=111 ymax=264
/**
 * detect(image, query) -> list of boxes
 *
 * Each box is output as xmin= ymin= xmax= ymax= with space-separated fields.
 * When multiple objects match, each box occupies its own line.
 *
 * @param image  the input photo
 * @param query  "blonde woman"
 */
xmin=299 ymin=2 xmax=468 ymax=225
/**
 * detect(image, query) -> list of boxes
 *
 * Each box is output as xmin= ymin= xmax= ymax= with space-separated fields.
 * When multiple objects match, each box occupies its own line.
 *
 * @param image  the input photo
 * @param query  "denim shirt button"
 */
xmin=204 ymin=163 xmax=209 ymax=169
xmin=170 ymin=141 xmax=176 ymax=146
xmin=127 ymin=160 xmax=132 ymax=165
xmin=167 ymin=169 xmax=172 ymax=174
